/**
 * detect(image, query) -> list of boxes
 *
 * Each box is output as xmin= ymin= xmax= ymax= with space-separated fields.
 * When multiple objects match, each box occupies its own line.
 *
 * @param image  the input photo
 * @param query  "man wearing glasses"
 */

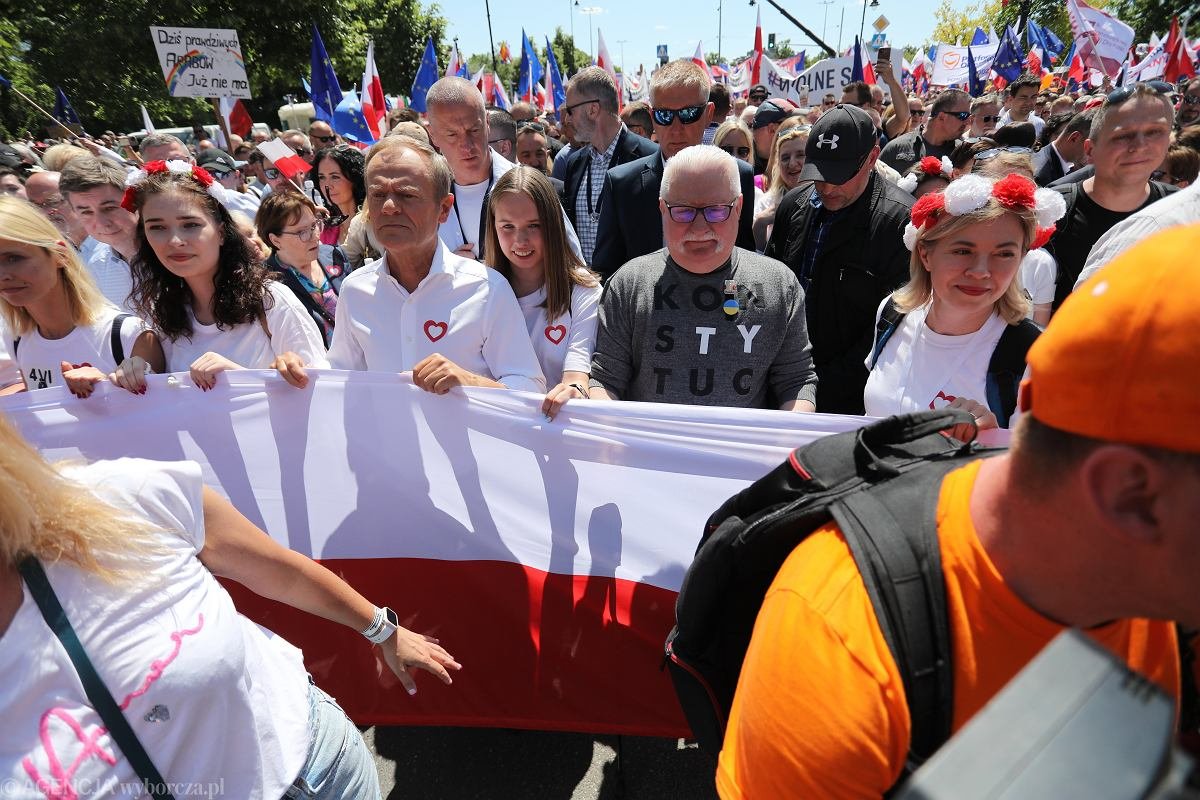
xmin=880 ymin=88 xmax=971 ymax=174
xmin=281 ymin=130 xmax=317 ymax=166
xmin=589 ymin=146 xmax=817 ymax=410
xmin=966 ymin=95 xmax=1001 ymax=141
xmin=1178 ymin=78 xmax=1200 ymax=128
xmin=561 ymin=66 xmax=658 ymax=267
xmin=592 ymin=60 xmax=756 ymax=279
xmin=308 ymin=121 xmax=340 ymax=149
xmin=23 ymin=170 xmax=94 ymax=258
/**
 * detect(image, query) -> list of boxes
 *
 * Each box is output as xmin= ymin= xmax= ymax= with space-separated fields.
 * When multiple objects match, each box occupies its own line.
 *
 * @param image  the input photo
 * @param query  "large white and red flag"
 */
xmin=4 ymin=373 xmax=1012 ymax=733
xmin=361 ymin=39 xmax=387 ymax=141
xmin=1164 ymin=16 xmax=1198 ymax=83
xmin=1065 ymin=0 xmax=1135 ymax=77
xmin=750 ymin=6 xmax=764 ymax=85
xmin=692 ymin=41 xmax=707 ymax=71
xmin=255 ymin=138 xmax=310 ymax=180
xmin=595 ymin=28 xmax=617 ymax=83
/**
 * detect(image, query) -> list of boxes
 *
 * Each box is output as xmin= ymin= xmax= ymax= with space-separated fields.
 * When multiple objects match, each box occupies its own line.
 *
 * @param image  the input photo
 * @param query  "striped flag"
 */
xmin=256 ymin=138 xmax=310 ymax=180
xmin=361 ymin=39 xmax=387 ymax=141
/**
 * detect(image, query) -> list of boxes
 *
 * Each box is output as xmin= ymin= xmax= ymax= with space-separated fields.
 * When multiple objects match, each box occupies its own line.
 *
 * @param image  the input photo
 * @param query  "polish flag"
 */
xmin=217 ymin=97 xmax=253 ymax=141
xmin=692 ymin=41 xmax=707 ymax=71
xmin=595 ymin=29 xmax=620 ymax=109
xmin=1025 ymin=47 xmax=1044 ymax=76
xmin=361 ymin=39 xmax=387 ymax=142
xmin=446 ymin=42 xmax=466 ymax=78
xmin=256 ymin=138 xmax=310 ymax=181
xmin=750 ymin=7 xmax=764 ymax=85
xmin=1165 ymin=16 xmax=1198 ymax=83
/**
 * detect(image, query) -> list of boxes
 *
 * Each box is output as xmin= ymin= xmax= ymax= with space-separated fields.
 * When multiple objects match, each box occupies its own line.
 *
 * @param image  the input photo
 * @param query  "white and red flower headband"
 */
xmin=120 ymin=160 xmax=227 ymax=213
xmin=897 ymin=155 xmax=954 ymax=195
xmin=902 ymin=174 xmax=1067 ymax=252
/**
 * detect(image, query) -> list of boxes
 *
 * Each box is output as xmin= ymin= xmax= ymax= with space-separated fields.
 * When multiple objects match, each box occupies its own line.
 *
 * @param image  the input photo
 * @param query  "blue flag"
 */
xmin=410 ymin=37 xmax=439 ymax=114
xmin=0 ymin=74 xmax=12 ymax=89
xmin=517 ymin=30 xmax=544 ymax=104
xmin=971 ymin=27 xmax=990 ymax=46
xmin=1035 ymin=21 xmax=1064 ymax=62
xmin=545 ymin=36 xmax=567 ymax=119
xmin=54 ymin=87 xmax=80 ymax=124
xmin=967 ymin=46 xmax=985 ymax=97
xmin=333 ymin=87 xmax=377 ymax=144
xmin=851 ymin=37 xmax=865 ymax=82
xmin=795 ymin=51 xmax=807 ymax=73
xmin=992 ymin=25 xmax=1025 ymax=83
xmin=310 ymin=26 xmax=344 ymax=124
xmin=301 ymin=75 xmax=312 ymax=99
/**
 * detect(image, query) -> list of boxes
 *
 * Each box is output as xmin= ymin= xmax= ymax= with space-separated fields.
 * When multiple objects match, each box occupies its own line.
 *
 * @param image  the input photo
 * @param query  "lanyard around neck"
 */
xmin=452 ymin=169 xmax=495 ymax=248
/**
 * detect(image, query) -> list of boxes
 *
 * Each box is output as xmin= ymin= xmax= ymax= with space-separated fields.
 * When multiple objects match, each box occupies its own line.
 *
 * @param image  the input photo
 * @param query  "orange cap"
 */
xmin=1020 ymin=224 xmax=1200 ymax=453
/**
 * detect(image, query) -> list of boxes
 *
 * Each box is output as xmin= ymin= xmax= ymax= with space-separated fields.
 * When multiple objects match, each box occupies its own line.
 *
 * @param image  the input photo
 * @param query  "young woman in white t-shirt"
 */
xmin=0 ymin=416 xmax=460 ymax=797
xmin=864 ymin=174 xmax=1066 ymax=440
xmin=0 ymin=196 xmax=164 ymax=397
xmin=123 ymin=161 xmax=328 ymax=391
xmin=483 ymin=166 xmax=602 ymax=420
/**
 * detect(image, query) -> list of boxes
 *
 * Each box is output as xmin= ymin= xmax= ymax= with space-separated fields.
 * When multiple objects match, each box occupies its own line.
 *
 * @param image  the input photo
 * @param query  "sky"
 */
xmin=434 ymin=0 xmax=963 ymax=75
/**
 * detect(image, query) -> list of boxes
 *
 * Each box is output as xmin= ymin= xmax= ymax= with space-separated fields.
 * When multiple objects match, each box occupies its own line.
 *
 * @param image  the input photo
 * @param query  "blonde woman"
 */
xmin=864 ymin=174 xmax=1066 ymax=440
xmin=0 ymin=197 xmax=164 ymax=397
xmin=753 ymin=126 xmax=811 ymax=251
xmin=0 ymin=415 xmax=459 ymax=797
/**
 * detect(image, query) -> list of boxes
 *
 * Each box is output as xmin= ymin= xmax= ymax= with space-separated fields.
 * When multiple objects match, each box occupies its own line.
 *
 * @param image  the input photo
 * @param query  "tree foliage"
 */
xmin=1 ymin=0 xmax=446 ymax=138
xmin=467 ymin=29 xmax=590 ymax=97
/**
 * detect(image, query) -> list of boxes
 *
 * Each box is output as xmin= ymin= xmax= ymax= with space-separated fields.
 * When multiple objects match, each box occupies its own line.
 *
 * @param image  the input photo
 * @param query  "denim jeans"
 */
xmin=283 ymin=680 xmax=381 ymax=799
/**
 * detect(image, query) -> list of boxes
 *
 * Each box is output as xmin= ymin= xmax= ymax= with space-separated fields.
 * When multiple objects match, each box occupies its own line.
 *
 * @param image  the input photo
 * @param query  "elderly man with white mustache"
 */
xmin=589 ymin=145 xmax=818 ymax=410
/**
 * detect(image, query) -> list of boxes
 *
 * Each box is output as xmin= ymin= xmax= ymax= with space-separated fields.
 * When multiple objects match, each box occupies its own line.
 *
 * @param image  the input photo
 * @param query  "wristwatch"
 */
xmin=362 ymin=606 xmax=399 ymax=644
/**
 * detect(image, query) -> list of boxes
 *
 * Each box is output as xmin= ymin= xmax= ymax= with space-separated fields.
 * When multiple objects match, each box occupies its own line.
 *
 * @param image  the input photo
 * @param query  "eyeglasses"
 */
xmin=264 ymin=168 xmax=282 ymax=180
xmin=664 ymin=202 xmax=736 ymax=224
xmin=720 ymin=145 xmax=751 ymax=158
xmin=1180 ymin=95 xmax=1200 ymax=105
xmin=311 ymin=134 xmax=336 ymax=144
xmin=652 ymin=105 xmax=705 ymax=126
xmin=277 ymin=220 xmax=324 ymax=242
xmin=980 ymin=115 xmax=1000 ymax=122
xmin=974 ymin=146 xmax=1033 ymax=160
xmin=910 ymin=109 xmax=927 ymax=117
xmin=935 ymin=110 xmax=972 ymax=121
xmin=1106 ymin=81 xmax=1173 ymax=106
xmin=294 ymin=147 xmax=314 ymax=156
xmin=562 ymin=98 xmax=600 ymax=117
xmin=822 ymin=99 xmax=837 ymax=107
xmin=517 ymin=121 xmax=547 ymax=133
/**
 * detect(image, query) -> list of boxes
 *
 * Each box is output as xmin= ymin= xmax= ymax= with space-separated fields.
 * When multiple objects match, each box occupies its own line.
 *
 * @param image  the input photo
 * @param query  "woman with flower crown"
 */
xmin=863 ymin=173 xmax=1067 ymax=441
xmin=123 ymin=160 xmax=328 ymax=391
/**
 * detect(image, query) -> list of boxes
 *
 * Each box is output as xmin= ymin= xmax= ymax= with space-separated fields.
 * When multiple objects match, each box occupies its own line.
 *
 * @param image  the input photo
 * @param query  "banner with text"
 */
xmin=931 ymin=43 xmax=999 ymax=87
xmin=765 ymin=55 xmax=903 ymax=106
xmin=150 ymin=26 xmax=252 ymax=99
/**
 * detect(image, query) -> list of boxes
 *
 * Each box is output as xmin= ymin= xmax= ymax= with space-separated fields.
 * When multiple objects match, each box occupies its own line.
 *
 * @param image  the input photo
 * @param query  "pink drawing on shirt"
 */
xmin=544 ymin=325 xmax=566 ymax=345
xmin=22 ymin=614 xmax=205 ymax=800
xmin=929 ymin=390 xmax=958 ymax=410
xmin=424 ymin=320 xmax=448 ymax=342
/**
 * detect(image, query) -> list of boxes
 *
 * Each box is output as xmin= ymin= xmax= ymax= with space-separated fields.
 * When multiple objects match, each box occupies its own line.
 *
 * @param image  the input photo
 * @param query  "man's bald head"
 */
xmin=23 ymin=170 xmax=86 ymax=245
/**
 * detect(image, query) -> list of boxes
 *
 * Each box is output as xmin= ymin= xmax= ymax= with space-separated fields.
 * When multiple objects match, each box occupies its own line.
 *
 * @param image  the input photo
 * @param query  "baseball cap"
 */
xmin=196 ymin=148 xmax=245 ymax=175
xmin=751 ymin=100 xmax=789 ymax=130
xmin=799 ymin=104 xmax=877 ymax=185
xmin=1019 ymin=225 xmax=1200 ymax=453
xmin=749 ymin=84 xmax=768 ymax=98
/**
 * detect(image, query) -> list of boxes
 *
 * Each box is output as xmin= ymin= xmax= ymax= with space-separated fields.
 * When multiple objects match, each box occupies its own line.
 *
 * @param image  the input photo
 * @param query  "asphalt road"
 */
xmin=363 ymin=728 xmax=720 ymax=800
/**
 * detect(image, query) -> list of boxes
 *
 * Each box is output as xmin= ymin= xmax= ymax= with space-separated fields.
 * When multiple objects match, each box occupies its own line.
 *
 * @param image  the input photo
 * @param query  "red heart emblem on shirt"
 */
xmin=929 ymin=390 xmax=958 ymax=410
xmin=424 ymin=320 xmax=448 ymax=342
xmin=544 ymin=325 xmax=566 ymax=345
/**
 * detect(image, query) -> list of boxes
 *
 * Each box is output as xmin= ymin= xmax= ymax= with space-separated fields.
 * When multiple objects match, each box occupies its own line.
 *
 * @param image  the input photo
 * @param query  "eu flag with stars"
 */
xmin=409 ymin=37 xmax=440 ymax=114
xmin=971 ymin=27 xmax=990 ymax=46
xmin=310 ymin=26 xmax=344 ymax=124
xmin=967 ymin=46 xmax=985 ymax=97
xmin=518 ymin=30 xmax=544 ymax=103
xmin=992 ymin=26 xmax=1025 ymax=83
xmin=545 ymin=36 xmax=567 ymax=118
xmin=54 ymin=87 xmax=80 ymax=125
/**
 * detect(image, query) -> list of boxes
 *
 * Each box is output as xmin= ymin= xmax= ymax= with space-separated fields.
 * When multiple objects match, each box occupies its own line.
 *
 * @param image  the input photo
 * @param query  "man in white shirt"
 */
xmin=424 ymin=76 xmax=582 ymax=261
xmin=59 ymin=157 xmax=137 ymax=311
xmin=997 ymin=76 xmax=1045 ymax=139
xmin=327 ymin=135 xmax=545 ymax=394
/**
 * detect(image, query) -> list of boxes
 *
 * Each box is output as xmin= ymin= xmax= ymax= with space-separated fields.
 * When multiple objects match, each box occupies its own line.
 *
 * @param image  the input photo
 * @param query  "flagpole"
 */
xmin=7 ymin=84 xmax=83 ymax=139
xmin=210 ymin=98 xmax=234 ymax=150
xmin=485 ymin=0 xmax=499 ymax=71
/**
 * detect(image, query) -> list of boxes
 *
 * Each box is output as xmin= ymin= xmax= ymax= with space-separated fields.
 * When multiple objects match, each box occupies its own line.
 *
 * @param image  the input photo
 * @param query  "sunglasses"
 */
xmin=562 ymin=98 xmax=600 ymax=116
xmin=1106 ymin=81 xmax=1173 ymax=106
xmin=822 ymin=100 xmax=837 ymax=106
xmin=652 ymin=105 xmax=705 ymax=126
xmin=936 ymin=110 xmax=972 ymax=121
xmin=720 ymin=145 xmax=751 ymax=158
xmin=974 ymin=146 xmax=1033 ymax=160
xmin=264 ymin=168 xmax=282 ymax=180
xmin=664 ymin=202 xmax=736 ymax=224
xmin=910 ymin=109 xmax=927 ymax=116
xmin=294 ymin=147 xmax=314 ymax=156
xmin=1181 ymin=95 xmax=1200 ymax=105
xmin=979 ymin=115 xmax=1000 ymax=122
xmin=311 ymin=134 xmax=336 ymax=144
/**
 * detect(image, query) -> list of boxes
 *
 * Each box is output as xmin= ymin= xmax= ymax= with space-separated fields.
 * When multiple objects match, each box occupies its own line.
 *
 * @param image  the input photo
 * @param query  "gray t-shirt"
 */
xmin=591 ymin=247 xmax=818 ymax=408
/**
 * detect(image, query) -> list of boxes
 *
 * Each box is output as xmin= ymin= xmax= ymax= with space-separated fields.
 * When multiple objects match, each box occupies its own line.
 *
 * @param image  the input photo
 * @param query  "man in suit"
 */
xmin=1034 ymin=110 xmax=1093 ymax=187
xmin=592 ymin=59 xmax=756 ymax=280
xmin=562 ymin=66 xmax=659 ymax=267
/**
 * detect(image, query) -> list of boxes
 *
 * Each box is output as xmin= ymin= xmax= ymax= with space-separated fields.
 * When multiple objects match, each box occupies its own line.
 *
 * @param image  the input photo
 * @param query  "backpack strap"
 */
xmin=831 ymin=463 xmax=957 ymax=790
xmin=983 ymin=319 xmax=1041 ymax=428
xmin=18 ymin=556 xmax=175 ymax=799
xmin=11 ymin=336 xmax=18 ymax=357
xmin=110 ymin=313 xmax=132 ymax=365
xmin=1179 ymin=625 xmax=1199 ymax=735
xmin=868 ymin=299 xmax=906 ymax=371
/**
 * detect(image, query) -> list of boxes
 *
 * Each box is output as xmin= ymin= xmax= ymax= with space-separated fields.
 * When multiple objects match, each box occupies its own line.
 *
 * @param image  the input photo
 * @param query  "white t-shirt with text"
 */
xmin=516 ymin=280 xmax=602 ymax=384
xmin=12 ymin=307 xmax=147 ymax=391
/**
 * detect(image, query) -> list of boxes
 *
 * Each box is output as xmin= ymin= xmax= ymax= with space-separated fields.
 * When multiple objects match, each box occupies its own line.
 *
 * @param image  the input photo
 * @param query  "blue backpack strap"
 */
xmin=984 ymin=319 xmax=1041 ymax=428
xmin=869 ymin=298 xmax=906 ymax=370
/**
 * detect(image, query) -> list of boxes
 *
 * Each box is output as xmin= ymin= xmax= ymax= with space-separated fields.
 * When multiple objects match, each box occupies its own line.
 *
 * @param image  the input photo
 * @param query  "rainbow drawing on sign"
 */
xmin=225 ymin=48 xmax=244 ymax=68
xmin=164 ymin=50 xmax=208 ymax=93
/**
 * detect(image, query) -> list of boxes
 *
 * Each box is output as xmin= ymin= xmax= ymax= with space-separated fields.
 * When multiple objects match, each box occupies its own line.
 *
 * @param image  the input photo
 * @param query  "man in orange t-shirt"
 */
xmin=717 ymin=225 xmax=1200 ymax=799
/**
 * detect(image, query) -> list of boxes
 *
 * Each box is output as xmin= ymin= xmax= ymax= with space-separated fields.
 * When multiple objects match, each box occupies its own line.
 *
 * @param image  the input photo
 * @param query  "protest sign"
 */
xmin=149 ymin=26 xmax=252 ymax=98
xmin=931 ymin=43 xmax=999 ymax=86
xmin=765 ymin=55 xmax=903 ymax=106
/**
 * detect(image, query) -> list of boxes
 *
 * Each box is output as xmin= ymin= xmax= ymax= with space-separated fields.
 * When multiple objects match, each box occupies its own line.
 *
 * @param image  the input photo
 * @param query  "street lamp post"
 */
xmin=578 ymin=6 xmax=602 ymax=61
xmin=819 ymin=0 xmax=835 ymax=43
xmin=617 ymin=39 xmax=629 ymax=74
xmin=859 ymin=0 xmax=880 ymax=49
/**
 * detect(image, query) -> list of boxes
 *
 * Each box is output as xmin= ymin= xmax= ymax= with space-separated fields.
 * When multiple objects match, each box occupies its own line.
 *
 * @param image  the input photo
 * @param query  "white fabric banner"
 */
xmin=931 ymin=43 xmax=998 ymax=87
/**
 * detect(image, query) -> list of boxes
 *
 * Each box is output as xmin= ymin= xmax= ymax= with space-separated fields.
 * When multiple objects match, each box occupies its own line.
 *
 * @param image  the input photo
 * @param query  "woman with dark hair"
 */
xmin=311 ymin=144 xmax=365 ymax=247
xmin=257 ymin=191 xmax=349 ymax=347
xmin=125 ymin=160 xmax=327 ymax=389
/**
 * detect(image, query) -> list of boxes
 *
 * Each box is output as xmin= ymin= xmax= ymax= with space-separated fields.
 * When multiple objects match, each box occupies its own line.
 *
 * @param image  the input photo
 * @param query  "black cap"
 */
xmin=196 ymin=148 xmax=245 ymax=174
xmin=0 ymin=143 xmax=22 ymax=170
xmin=751 ymin=100 xmax=789 ymax=130
xmin=799 ymin=104 xmax=877 ymax=185
xmin=749 ymin=84 xmax=768 ymax=97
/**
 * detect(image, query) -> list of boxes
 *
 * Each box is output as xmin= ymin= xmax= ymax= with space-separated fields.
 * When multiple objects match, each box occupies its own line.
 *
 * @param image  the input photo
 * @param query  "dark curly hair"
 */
xmin=129 ymin=169 xmax=273 ymax=342
xmin=310 ymin=144 xmax=366 ymax=225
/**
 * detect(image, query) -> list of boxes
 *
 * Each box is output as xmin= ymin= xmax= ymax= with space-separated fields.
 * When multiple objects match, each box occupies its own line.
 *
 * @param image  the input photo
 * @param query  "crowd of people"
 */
xmin=0 ymin=53 xmax=1198 ymax=797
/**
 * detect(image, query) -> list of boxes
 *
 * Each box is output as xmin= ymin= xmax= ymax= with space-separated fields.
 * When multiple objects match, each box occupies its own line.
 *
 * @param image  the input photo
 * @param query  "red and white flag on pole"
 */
xmin=256 ymin=138 xmax=310 ymax=181
xmin=1065 ymin=0 xmax=1135 ymax=77
xmin=446 ymin=42 xmax=466 ymax=78
xmin=1165 ymin=16 xmax=1198 ymax=83
xmin=217 ymin=97 xmax=253 ymax=142
xmin=751 ymin=7 xmax=764 ymax=85
xmin=361 ymin=39 xmax=387 ymax=142
xmin=596 ymin=28 xmax=617 ymax=82
xmin=692 ymin=41 xmax=707 ymax=71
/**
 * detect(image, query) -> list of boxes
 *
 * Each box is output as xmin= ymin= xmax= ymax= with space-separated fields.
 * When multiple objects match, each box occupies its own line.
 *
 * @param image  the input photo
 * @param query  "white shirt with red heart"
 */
xmin=863 ymin=299 xmax=1008 ymax=422
xmin=327 ymin=244 xmax=546 ymax=392
xmin=515 ymin=280 xmax=602 ymax=385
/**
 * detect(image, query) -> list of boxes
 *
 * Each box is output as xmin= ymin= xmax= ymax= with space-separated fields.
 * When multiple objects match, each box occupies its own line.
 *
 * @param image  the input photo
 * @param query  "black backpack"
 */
xmin=665 ymin=409 xmax=986 ymax=784
xmin=868 ymin=300 xmax=1041 ymax=429
xmin=13 ymin=313 xmax=131 ymax=364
